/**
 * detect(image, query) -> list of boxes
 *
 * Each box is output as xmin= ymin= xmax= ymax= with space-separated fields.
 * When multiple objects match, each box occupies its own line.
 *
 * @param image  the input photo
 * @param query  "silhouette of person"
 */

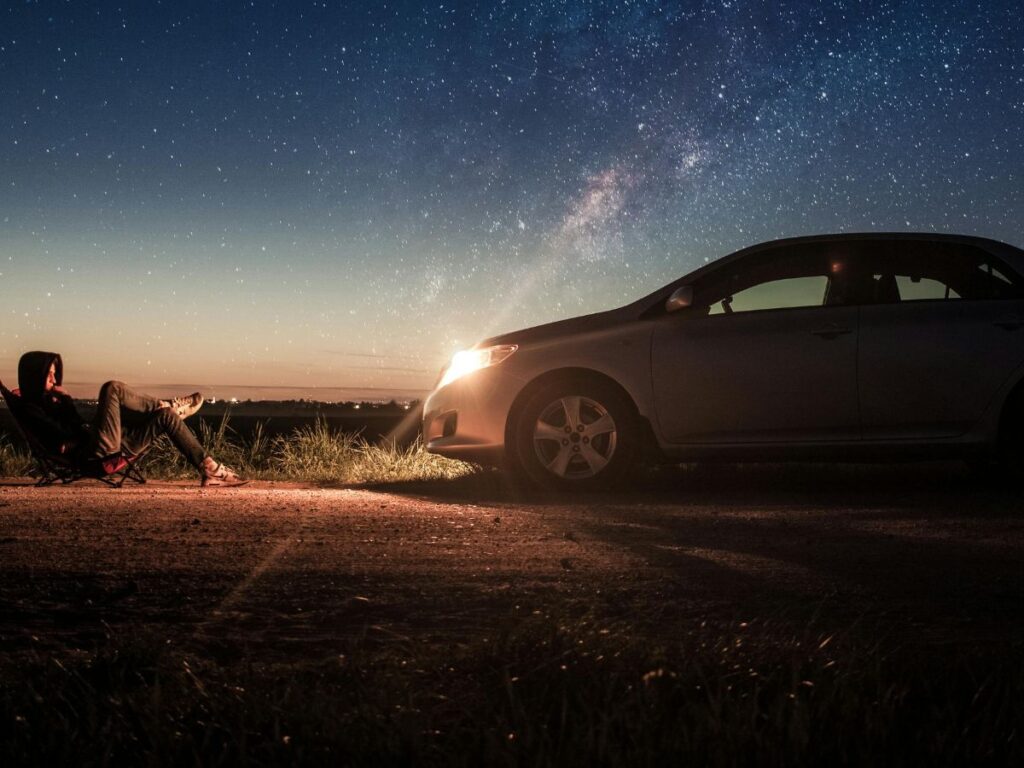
xmin=16 ymin=351 xmax=245 ymax=486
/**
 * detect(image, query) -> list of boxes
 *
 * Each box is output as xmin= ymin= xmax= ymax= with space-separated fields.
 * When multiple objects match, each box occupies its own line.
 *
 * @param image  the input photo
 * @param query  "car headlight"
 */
xmin=437 ymin=344 xmax=518 ymax=389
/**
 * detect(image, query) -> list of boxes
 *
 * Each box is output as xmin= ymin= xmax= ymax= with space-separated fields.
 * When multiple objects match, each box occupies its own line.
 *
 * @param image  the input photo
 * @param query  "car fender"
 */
xmin=501 ymin=324 xmax=657 ymax=440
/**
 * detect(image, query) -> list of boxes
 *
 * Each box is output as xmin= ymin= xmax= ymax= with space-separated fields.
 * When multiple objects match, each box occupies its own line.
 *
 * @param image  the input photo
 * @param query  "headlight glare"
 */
xmin=438 ymin=344 xmax=518 ymax=388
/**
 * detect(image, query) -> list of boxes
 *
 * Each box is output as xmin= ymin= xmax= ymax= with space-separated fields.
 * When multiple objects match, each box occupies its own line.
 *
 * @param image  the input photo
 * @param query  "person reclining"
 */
xmin=17 ymin=351 xmax=245 ymax=487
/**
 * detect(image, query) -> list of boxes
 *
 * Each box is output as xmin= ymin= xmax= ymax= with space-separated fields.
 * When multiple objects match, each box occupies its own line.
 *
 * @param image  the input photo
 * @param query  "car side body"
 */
xmin=423 ymin=233 xmax=1024 ymax=479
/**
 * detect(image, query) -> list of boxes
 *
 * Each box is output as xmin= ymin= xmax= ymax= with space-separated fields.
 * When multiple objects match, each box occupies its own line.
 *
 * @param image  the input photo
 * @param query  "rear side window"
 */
xmin=860 ymin=243 xmax=1023 ymax=304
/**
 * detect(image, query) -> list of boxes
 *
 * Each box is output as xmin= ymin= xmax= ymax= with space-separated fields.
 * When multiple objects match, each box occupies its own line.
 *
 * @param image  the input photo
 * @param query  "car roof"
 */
xmin=632 ymin=232 xmax=1024 ymax=315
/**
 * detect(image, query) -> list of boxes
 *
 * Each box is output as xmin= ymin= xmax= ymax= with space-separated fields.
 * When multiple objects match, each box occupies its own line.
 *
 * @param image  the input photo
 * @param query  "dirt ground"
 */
xmin=1 ymin=463 xmax=1023 ymax=662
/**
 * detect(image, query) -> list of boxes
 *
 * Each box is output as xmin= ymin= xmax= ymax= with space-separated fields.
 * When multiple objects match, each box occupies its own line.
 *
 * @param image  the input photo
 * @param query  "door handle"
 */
xmin=810 ymin=326 xmax=853 ymax=340
xmin=993 ymin=318 xmax=1024 ymax=331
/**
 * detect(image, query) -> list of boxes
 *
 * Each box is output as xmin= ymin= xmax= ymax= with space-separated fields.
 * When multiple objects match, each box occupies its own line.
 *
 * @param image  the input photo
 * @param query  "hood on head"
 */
xmin=18 ymin=351 xmax=63 ymax=403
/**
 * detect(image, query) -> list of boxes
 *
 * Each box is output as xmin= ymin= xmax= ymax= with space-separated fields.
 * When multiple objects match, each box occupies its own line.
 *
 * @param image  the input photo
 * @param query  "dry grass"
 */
xmin=0 ymin=413 xmax=475 ymax=485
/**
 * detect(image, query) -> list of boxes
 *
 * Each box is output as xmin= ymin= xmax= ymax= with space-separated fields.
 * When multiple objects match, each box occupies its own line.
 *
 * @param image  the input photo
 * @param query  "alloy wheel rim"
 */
xmin=532 ymin=395 xmax=617 ymax=479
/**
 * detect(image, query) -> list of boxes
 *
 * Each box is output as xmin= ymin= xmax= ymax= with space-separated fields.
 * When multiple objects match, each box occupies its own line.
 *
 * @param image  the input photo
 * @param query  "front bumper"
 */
xmin=422 ymin=366 xmax=526 ymax=466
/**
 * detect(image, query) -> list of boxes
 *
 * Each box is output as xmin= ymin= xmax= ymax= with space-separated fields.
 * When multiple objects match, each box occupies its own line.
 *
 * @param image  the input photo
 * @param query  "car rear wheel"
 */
xmin=511 ymin=377 xmax=638 ymax=490
xmin=996 ymin=385 xmax=1024 ymax=478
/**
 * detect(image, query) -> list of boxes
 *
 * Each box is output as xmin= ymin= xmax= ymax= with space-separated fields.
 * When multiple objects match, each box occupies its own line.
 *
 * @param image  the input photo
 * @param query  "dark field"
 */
xmin=188 ymin=411 xmax=410 ymax=442
xmin=0 ymin=400 xmax=415 ymax=443
xmin=189 ymin=401 xmax=417 ymax=442
xmin=0 ymin=463 xmax=1022 ymax=765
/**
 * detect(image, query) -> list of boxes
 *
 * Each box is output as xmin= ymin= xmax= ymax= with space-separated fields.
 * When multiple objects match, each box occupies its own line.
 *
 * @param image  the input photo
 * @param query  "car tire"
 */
xmin=996 ymin=386 xmax=1024 ymax=479
xmin=511 ymin=376 xmax=639 ymax=491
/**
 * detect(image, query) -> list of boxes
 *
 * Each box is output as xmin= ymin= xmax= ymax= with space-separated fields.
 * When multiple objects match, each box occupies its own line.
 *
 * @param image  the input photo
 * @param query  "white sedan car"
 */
xmin=423 ymin=234 xmax=1024 ymax=489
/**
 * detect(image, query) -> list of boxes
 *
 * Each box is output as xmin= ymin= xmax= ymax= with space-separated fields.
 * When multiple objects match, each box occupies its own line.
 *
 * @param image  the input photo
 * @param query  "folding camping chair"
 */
xmin=0 ymin=380 xmax=148 ymax=488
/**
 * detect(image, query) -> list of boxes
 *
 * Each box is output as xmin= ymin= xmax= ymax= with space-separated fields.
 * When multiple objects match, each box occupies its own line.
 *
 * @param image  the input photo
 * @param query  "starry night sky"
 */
xmin=2 ymin=1 xmax=1023 ymax=400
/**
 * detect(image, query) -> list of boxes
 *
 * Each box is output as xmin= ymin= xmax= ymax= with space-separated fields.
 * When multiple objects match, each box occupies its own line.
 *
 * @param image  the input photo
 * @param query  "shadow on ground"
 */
xmin=359 ymin=459 xmax=1024 ymax=512
xmin=353 ymin=460 xmax=1024 ymax=649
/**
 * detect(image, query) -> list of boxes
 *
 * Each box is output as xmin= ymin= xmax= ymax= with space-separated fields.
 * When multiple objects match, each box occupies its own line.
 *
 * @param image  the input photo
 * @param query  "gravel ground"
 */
xmin=1 ymin=463 xmax=1022 ymax=662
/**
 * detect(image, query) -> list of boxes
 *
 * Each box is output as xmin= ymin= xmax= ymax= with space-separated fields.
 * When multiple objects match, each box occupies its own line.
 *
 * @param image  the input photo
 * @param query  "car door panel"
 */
xmin=854 ymin=241 xmax=1024 ymax=440
xmin=652 ymin=306 xmax=860 ymax=443
xmin=859 ymin=300 xmax=1024 ymax=438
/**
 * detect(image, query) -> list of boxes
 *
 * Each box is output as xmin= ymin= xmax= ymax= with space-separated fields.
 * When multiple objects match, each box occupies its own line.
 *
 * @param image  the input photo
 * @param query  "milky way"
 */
xmin=2 ymin=1 xmax=1022 ymax=398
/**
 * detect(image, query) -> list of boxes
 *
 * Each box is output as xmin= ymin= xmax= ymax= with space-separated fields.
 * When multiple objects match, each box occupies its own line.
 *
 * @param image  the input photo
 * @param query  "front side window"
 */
xmin=697 ymin=245 xmax=849 ymax=316
xmin=861 ymin=243 xmax=1022 ymax=304
xmin=708 ymin=275 xmax=830 ymax=315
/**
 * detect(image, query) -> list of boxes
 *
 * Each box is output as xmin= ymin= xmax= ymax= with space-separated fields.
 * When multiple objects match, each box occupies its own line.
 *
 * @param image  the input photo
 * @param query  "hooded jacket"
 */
xmin=16 ymin=351 xmax=86 ymax=454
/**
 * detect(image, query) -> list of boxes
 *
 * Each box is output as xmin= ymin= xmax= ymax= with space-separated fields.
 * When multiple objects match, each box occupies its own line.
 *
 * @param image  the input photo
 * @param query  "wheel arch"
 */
xmin=502 ymin=367 xmax=660 ymax=459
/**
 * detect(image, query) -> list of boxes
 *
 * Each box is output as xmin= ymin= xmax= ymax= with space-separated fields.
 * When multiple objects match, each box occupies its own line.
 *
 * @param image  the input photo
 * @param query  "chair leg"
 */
xmin=108 ymin=462 xmax=146 ymax=488
xmin=37 ymin=470 xmax=77 ymax=486
xmin=26 ymin=453 xmax=147 ymax=489
xmin=33 ymin=460 xmax=62 ymax=486
xmin=107 ymin=464 xmax=125 ymax=488
xmin=125 ymin=463 xmax=147 ymax=485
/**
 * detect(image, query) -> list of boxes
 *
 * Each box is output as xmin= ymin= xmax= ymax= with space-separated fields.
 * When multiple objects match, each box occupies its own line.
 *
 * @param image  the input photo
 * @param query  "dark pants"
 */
xmin=91 ymin=381 xmax=205 ymax=469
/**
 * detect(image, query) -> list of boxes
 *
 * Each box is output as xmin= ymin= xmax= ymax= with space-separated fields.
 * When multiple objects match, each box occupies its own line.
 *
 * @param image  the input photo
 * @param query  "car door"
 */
xmin=856 ymin=240 xmax=1024 ymax=439
xmin=651 ymin=242 xmax=861 ymax=444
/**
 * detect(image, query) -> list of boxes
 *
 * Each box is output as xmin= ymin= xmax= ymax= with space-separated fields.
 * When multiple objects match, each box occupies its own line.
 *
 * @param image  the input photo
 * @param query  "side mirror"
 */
xmin=665 ymin=285 xmax=694 ymax=313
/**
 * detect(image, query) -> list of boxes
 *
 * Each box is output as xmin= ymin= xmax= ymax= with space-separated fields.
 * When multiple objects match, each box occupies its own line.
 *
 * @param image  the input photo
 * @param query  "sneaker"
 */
xmin=170 ymin=392 xmax=204 ymax=419
xmin=201 ymin=460 xmax=247 ymax=487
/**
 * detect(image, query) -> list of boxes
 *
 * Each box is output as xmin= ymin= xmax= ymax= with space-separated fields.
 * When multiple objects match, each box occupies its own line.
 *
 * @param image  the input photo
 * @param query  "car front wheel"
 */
xmin=511 ymin=377 xmax=638 ymax=490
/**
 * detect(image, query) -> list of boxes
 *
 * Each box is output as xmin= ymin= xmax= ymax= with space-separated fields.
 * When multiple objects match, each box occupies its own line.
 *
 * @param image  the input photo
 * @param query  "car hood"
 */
xmin=476 ymin=304 xmax=638 ymax=348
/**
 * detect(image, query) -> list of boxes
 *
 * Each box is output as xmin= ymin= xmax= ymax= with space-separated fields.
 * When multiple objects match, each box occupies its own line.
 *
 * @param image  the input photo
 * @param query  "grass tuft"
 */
xmin=271 ymin=417 xmax=361 ymax=481
xmin=0 ymin=433 xmax=33 ymax=477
